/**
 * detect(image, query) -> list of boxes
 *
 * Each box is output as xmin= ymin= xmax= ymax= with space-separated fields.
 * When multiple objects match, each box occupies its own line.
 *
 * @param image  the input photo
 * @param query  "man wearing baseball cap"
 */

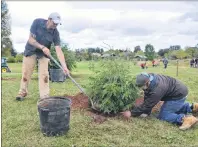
xmin=122 ymin=72 xmax=198 ymax=130
xmin=16 ymin=12 xmax=70 ymax=100
xmin=48 ymin=12 xmax=62 ymax=26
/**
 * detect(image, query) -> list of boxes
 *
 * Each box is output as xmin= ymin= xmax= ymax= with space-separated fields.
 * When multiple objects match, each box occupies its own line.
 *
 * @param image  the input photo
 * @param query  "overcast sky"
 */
xmin=7 ymin=1 xmax=198 ymax=53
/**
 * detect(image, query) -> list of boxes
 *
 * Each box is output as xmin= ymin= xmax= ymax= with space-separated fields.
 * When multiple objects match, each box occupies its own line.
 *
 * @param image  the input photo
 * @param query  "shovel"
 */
xmin=49 ymin=55 xmax=96 ymax=110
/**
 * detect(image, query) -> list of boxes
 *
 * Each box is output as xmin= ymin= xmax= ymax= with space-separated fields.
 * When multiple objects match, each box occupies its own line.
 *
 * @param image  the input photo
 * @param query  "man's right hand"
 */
xmin=42 ymin=47 xmax=51 ymax=57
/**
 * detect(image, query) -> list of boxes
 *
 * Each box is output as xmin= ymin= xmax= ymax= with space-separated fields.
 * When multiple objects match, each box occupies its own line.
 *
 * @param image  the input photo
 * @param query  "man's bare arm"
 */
xmin=55 ymin=45 xmax=67 ymax=68
xmin=28 ymin=33 xmax=45 ymax=50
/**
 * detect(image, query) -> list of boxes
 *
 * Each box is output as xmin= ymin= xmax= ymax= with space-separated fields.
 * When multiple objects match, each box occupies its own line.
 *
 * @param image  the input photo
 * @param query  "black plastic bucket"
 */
xmin=37 ymin=97 xmax=71 ymax=136
xmin=49 ymin=69 xmax=66 ymax=82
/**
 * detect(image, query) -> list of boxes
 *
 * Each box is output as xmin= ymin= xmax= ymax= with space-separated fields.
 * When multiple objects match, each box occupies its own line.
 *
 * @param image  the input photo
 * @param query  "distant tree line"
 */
xmin=2 ymin=1 xmax=198 ymax=63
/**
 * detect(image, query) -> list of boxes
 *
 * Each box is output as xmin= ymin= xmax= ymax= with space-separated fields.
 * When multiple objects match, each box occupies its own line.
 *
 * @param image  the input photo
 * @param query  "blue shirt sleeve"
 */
xmin=30 ymin=19 xmax=38 ymax=38
xmin=53 ymin=30 xmax=60 ymax=46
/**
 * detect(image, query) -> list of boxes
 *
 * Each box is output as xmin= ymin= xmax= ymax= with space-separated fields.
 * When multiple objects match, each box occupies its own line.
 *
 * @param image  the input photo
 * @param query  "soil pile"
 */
xmin=63 ymin=93 xmax=163 ymax=124
xmin=63 ymin=92 xmax=89 ymax=109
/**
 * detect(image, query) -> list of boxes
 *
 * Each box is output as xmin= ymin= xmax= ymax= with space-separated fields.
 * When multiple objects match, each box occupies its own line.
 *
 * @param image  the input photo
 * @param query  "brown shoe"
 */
xmin=179 ymin=115 xmax=198 ymax=130
xmin=192 ymin=103 xmax=198 ymax=113
xmin=16 ymin=93 xmax=27 ymax=101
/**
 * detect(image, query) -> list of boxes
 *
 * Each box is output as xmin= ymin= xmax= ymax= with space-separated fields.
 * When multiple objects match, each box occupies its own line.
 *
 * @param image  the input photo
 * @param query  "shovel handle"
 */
xmin=67 ymin=74 xmax=85 ymax=94
xmin=49 ymin=55 xmax=85 ymax=94
xmin=49 ymin=55 xmax=97 ymax=110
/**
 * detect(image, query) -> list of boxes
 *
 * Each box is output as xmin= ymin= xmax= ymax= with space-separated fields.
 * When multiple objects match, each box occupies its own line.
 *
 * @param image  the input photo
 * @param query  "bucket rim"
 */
xmin=37 ymin=96 xmax=72 ymax=106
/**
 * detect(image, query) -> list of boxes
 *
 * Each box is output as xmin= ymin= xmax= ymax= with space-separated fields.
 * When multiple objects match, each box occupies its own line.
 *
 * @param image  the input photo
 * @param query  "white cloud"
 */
xmin=11 ymin=27 xmax=29 ymax=43
xmin=7 ymin=1 xmax=198 ymax=53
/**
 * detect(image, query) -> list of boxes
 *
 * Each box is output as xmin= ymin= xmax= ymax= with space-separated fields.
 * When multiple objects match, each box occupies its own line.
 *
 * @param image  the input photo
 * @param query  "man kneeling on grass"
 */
xmin=121 ymin=72 xmax=198 ymax=130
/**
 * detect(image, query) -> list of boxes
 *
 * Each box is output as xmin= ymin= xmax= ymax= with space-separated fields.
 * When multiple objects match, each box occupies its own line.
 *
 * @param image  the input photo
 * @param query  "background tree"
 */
xmin=168 ymin=50 xmax=177 ymax=59
xmin=15 ymin=54 xmax=23 ymax=63
xmin=175 ymin=50 xmax=188 ymax=59
xmin=169 ymin=45 xmax=181 ymax=51
xmin=144 ymin=44 xmax=155 ymax=60
xmin=135 ymin=50 xmax=144 ymax=56
xmin=88 ymin=48 xmax=95 ymax=54
xmin=1 ymin=0 xmax=12 ymax=56
xmin=127 ymin=52 xmax=135 ymax=60
xmin=185 ymin=47 xmax=197 ymax=58
xmin=158 ymin=48 xmax=169 ymax=57
xmin=11 ymin=47 xmax=17 ymax=57
xmin=164 ymin=51 xmax=171 ymax=59
xmin=134 ymin=45 xmax=141 ymax=53
xmin=194 ymin=50 xmax=198 ymax=58
xmin=50 ymin=43 xmax=76 ymax=71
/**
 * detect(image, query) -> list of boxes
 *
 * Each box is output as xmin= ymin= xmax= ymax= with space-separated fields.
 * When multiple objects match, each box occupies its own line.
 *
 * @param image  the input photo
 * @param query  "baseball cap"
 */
xmin=136 ymin=72 xmax=153 ymax=87
xmin=48 ymin=12 xmax=61 ymax=24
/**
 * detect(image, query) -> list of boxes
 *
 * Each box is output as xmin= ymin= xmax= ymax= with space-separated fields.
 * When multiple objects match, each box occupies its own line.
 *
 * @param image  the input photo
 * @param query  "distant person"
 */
xmin=140 ymin=62 xmax=147 ymax=69
xmin=163 ymin=58 xmax=168 ymax=69
xmin=195 ymin=58 xmax=198 ymax=68
xmin=152 ymin=60 xmax=155 ymax=67
xmin=16 ymin=12 xmax=70 ymax=101
xmin=121 ymin=72 xmax=198 ymax=130
xmin=190 ymin=59 xmax=194 ymax=68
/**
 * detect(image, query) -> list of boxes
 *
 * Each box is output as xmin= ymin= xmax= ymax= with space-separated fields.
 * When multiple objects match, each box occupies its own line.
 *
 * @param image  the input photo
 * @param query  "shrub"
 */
xmin=7 ymin=56 xmax=16 ymax=63
xmin=87 ymin=59 xmax=140 ymax=114
xmin=15 ymin=54 xmax=23 ymax=62
xmin=63 ymin=49 xmax=77 ymax=71
xmin=49 ymin=44 xmax=76 ymax=71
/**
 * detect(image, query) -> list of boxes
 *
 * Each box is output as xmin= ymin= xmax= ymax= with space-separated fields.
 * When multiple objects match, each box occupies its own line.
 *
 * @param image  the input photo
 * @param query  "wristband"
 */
xmin=41 ymin=46 xmax=45 ymax=50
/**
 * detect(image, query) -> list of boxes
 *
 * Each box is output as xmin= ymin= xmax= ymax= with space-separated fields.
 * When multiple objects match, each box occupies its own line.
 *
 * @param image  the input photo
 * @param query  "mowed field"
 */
xmin=2 ymin=60 xmax=198 ymax=147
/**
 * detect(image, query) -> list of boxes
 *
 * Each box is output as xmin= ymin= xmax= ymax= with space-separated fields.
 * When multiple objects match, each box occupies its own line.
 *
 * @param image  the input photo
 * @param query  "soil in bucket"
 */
xmin=37 ymin=97 xmax=71 ymax=137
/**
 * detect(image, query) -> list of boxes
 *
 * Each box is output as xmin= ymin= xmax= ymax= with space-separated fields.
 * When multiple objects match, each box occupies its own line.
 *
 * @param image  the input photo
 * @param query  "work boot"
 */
xmin=16 ymin=92 xmax=27 ymax=101
xmin=192 ymin=103 xmax=198 ymax=113
xmin=179 ymin=115 xmax=198 ymax=130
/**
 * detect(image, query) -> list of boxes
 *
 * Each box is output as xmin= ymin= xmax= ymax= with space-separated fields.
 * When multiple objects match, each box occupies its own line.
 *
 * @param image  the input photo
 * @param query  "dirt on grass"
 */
xmin=63 ymin=93 xmax=163 ymax=124
xmin=63 ymin=92 xmax=110 ymax=124
xmin=1 ymin=77 xmax=38 ymax=81
xmin=1 ymin=77 xmax=17 ymax=81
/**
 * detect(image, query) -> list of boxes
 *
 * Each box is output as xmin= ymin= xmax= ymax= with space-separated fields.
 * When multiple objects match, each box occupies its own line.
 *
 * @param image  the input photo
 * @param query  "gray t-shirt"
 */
xmin=24 ymin=18 xmax=60 ymax=59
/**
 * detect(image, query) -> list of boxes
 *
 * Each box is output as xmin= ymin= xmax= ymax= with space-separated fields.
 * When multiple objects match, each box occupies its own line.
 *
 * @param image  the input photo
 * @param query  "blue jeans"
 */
xmin=158 ymin=97 xmax=192 ymax=125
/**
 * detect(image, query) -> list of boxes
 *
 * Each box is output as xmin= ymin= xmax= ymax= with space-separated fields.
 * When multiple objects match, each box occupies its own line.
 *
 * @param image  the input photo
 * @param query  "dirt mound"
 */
xmin=63 ymin=92 xmax=89 ymax=109
xmin=92 ymin=115 xmax=107 ymax=124
xmin=64 ymin=94 xmax=163 ymax=113
xmin=63 ymin=93 xmax=163 ymax=124
xmin=63 ymin=93 xmax=110 ymax=124
xmin=86 ymin=111 xmax=108 ymax=124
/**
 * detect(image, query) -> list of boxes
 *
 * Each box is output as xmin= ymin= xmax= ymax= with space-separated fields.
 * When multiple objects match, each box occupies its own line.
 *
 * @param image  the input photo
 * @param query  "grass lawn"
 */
xmin=2 ymin=60 xmax=198 ymax=147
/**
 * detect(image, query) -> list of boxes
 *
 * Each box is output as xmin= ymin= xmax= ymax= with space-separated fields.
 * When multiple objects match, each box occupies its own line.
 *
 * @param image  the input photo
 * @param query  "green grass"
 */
xmin=2 ymin=60 xmax=198 ymax=147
